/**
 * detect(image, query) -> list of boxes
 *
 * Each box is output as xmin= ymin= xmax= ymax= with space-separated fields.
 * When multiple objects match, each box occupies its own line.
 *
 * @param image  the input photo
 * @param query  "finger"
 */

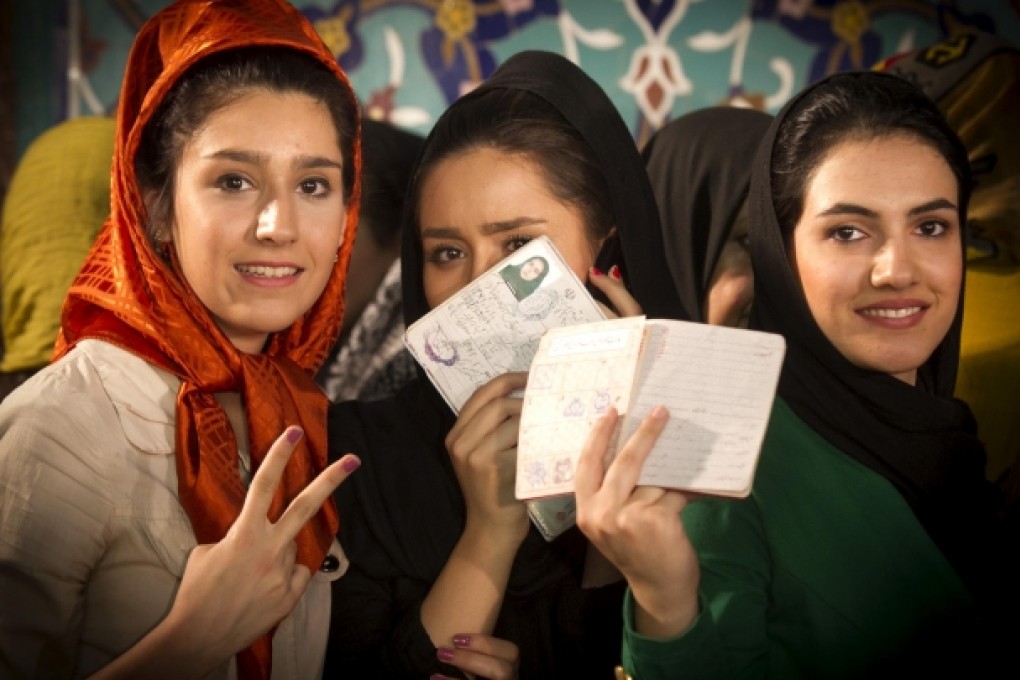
xmin=599 ymin=406 xmax=669 ymax=501
xmin=448 ymin=404 xmax=523 ymax=463
xmin=455 ymin=372 xmax=528 ymax=429
xmin=275 ymin=454 xmax=360 ymax=538
xmin=574 ymin=407 xmax=618 ymax=503
xmin=589 ymin=266 xmax=644 ymax=318
xmin=440 ymin=647 xmax=516 ymax=680
xmin=240 ymin=426 xmax=303 ymax=523
xmin=452 ymin=633 xmax=520 ymax=664
xmin=288 ymin=562 xmax=312 ymax=598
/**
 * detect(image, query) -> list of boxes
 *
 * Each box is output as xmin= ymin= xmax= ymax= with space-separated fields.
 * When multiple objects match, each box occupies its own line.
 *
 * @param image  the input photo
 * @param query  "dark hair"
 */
xmin=136 ymin=47 xmax=358 ymax=245
xmin=359 ymin=119 xmax=424 ymax=248
xmin=771 ymin=72 xmax=971 ymax=239
xmin=408 ymin=87 xmax=615 ymax=252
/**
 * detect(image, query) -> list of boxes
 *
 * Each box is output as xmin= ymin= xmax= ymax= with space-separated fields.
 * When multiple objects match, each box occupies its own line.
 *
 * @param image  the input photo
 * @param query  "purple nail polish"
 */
xmin=286 ymin=427 xmax=303 ymax=444
xmin=436 ymin=647 xmax=455 ymax=662
xmin=341 ymin=457 xmax=361 ymax=473
xmin=452 ymin=633 xmax=470 ymax=646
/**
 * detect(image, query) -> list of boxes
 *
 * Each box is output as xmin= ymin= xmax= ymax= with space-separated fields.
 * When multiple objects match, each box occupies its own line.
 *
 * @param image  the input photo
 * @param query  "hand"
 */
xmin=574 ymin=406 xmax=700 ymax=639
xmin=445 ymin=373 xmax=530 ymax=547
xmin=164 ymin=426 xmax=360 ymax=663
xmin=589 ymin=264 xmax=643 ymax=319
xmin=434 ymin=633 xmax=520 ymax=680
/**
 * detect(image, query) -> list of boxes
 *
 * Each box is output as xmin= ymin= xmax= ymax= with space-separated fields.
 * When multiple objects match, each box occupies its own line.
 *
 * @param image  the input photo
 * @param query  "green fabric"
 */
xmin=621 ymin=398 xmax=975 ymax=679
xmin=0 ymin=117 xmax=115 ymax=372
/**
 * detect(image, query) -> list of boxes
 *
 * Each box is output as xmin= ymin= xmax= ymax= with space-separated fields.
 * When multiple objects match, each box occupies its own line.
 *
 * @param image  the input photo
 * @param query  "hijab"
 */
xmin=642 ymin=107 xmax=772 ymax=321
xmin=747 ymin=71 xmax=1002 ymax=605
xmin=54 ymin=1 xmax=361 ymax=676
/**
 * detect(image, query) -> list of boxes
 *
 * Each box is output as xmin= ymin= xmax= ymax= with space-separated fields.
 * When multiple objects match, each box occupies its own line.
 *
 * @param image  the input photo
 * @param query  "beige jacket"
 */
xmin=0 ymin=339 xmax=345 ymax=679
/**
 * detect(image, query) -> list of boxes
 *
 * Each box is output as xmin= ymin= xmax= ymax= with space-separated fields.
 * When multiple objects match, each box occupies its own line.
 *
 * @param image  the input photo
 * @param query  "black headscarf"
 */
xmin=747 ymin=71 xmax=1004 ymax=605
xmin=329 ymin=52 xmax=681 ymax=675
xmin=642 ymin=107 xmax=772 ymax=321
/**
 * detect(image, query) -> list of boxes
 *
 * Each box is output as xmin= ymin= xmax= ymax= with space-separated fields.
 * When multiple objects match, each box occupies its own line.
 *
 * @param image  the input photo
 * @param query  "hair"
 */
xmin=408 ymin=87 xmax=615 ymax=253
xmin=359 ymin=119 xmax=424 ymax=248
xmin=771 ymin=72 xmax=972 ymax=240
xmin=135 ymin=46 xmax=359 ymax=246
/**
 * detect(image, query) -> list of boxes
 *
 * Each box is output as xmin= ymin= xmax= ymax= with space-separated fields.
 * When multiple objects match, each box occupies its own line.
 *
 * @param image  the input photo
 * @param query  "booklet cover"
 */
xmin=516 ymin=316 xmax=786 ymax=502
xmin=404 ymin=236 xmax=606 ymax=540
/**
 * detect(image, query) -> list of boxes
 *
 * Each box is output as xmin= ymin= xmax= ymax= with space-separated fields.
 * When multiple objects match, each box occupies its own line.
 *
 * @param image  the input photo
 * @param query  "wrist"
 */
xmin=630 ymin=582 xmax=699 ymax=640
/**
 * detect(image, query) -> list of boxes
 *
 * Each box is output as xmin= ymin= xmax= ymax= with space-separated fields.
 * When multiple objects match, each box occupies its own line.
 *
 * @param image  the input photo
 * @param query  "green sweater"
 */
xmin=621 ymin=398 xmax=977 ymax=678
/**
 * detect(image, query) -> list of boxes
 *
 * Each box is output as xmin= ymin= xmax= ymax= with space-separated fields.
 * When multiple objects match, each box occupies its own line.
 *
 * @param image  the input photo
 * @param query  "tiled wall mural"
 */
xmin=31 ymin=0 xmax=1020 ymax=150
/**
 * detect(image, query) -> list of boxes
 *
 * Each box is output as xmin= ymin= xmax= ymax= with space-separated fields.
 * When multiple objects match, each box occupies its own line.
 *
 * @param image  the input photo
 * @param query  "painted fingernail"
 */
xmin=286 ymin=427 xmax=303 ymax=444
xmin=609 ymin=264 xmax=622 ymax=280
xmin=590 ymin=266 xmax=603 ymax=277
xmin=341 ymin=456 xmax=361 ymax=473
xmin=452 ymin=633 xmax=471 ymax=646
xmin=436 ymin=647 xmax=455 ymax=662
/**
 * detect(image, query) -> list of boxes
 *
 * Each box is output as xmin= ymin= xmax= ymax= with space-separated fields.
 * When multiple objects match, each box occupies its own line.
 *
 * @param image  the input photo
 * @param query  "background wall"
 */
xmin=8 ymin=0 xmax=1020 ymax=182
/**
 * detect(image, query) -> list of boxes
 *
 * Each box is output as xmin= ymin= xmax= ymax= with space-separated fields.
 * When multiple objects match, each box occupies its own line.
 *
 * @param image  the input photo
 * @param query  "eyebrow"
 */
xmin=420 ymin=217 xmax=548 ymax=240
xmin=815 ymin=198 xmax=958 ymax=219
xmin=205 ymin=149 xmax=343 ymax=172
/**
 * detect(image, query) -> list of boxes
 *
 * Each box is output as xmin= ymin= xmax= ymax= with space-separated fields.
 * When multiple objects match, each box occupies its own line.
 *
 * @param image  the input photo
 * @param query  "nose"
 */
xmin=254 ymin=196 xmax=297 ymax=244
xmin=870 ymin=236 xmax=917 ymax=289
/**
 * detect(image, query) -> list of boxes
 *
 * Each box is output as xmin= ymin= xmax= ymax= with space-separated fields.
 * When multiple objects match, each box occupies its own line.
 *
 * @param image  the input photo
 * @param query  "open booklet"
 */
xmin=515 ymin=316 xmax=786 ymax=504
xmin=404 ymin=236 xmax=606 ymax=540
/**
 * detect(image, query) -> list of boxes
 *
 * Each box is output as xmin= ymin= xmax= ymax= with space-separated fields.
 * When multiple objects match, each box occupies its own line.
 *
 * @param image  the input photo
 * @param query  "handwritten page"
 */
xmin=516 ymin=317 xmax=785 ymax=501
xmin=404 ymin=236 xmax=605 ymax=413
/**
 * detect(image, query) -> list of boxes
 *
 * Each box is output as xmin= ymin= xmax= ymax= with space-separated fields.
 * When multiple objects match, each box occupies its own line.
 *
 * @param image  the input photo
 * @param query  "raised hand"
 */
xmin=445 ymin=372 xmax=530 ymax=545
xmin=574 ymin=406 xmax=700 ymax=639
xmin=433 ymin=633 xmax=520 ymax=680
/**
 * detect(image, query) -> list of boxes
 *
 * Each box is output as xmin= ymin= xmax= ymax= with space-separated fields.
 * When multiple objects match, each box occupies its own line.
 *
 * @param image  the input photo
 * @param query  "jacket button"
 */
xmin=320 ymin=554 xmax=341 ymax=572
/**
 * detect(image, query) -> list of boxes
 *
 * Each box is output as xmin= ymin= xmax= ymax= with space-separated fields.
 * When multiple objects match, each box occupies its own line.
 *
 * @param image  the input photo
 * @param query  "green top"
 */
xmin=621 ymin=398 xmax=976 ymax=678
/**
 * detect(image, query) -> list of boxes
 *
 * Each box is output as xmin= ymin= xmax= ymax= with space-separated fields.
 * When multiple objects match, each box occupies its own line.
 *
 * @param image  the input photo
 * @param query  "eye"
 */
xmin=504 ymin=235 xmax=533 ymax=254
xmin=827 ymin=225 xmax=865 ymax=243
xmin=299 ymin=178 xmax=330 ymax=196
xmin=217 ymin=174 xmax=252 ymax=192
xmin=916 ymin=220 xmax=949 ymax=238
xmin=426 ymin=245 xmax=464 ymax=265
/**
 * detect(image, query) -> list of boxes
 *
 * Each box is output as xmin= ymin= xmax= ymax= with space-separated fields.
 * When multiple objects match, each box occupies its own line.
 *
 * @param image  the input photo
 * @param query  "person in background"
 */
xmin=641 ymin=106 xmax=772 ymax=328
xmin=576 ymin=71 xmax=1015 ymax=678
xmin=0 ymin=0 xmax=362 ymax=677
xmin=325 ymin=50 xmax=686 ymax=680
xmin=0 ymin=117 xmax=114 ymax=401
xmin=317 ymin=118 xmax=424 ymax=403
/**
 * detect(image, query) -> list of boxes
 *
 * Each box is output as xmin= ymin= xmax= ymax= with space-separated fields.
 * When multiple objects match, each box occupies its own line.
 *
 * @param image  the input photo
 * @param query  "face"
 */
xmin=705 ymin=203 xmax=753 ymax=328
xmin=519 ymin=257 xmax=547 ymax=282
xmin=168 ymin=90 xmax=347 ymax=354
xmin=420 ymin=147 xmax=599 ymax=308
xmin=790 ymin=134 xmax=962 ymax=385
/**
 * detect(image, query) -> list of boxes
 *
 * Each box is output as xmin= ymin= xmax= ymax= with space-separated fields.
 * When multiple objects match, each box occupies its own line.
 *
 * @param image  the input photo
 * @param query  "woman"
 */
xmin=0 ymin=1 xmax=361 ymax=677
xmin=500 ymin=255 xmax=550 ymax=301
xmin=325 ymin=50 xmax=686 ymax=679
xmin=575 ymin=71 xmax=1014 ymax=677
xmin=641 ymin=107 xmax=772 ymax=328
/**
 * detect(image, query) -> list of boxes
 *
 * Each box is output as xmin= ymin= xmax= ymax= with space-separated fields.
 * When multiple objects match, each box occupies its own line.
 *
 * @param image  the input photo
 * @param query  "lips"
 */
xmin=858 ymin=306 xmax=922 ymax=319
xmin=855 ymin=299 xmax=930 ymax=327
xmin=234 ymin=264 xmax=301 ymax=278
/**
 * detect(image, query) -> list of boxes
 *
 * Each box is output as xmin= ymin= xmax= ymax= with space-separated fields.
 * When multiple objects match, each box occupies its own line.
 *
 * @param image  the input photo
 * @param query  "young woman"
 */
xmin=325 ymin=50 xmax=687 ymax=680
xmin=575 ymin=71 xmax=1015 ymax=677
xmin=0 ymin=1 xmax=362 ymax=677
xmin=641 ymin=106 xmax=772 ymax=328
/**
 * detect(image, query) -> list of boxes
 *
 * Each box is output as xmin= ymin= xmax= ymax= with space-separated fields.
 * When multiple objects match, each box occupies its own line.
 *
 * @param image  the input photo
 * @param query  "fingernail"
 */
xmin=430 ymin=676 xmax=447 ymax=680
xmin=590 ymin=266 xmax=603 ymax=277
xmin=286 ymin=427 xmax=303 ymax=444
xmin=651 ymin=405 xmax=668 ymax=419
xmin=452 ymin=633 xmax=470 ymax=646
xmin=609 ymin=264 xmax=622 ymax=280
xmin=436 ymin=646 xmax=455 ymax=662
xmin=341 ymin=456 xmax=361 ymax=473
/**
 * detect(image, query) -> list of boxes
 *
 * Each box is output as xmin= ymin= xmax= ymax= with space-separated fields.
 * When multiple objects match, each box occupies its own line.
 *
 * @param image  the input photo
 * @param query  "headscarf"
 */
xmin=54 ymin=1 xmax=361 ymax=677
xmin=747 ymin=70 xmax=1001 ymax=605
xmin=641 ymin=107 xmax=772 ymax=321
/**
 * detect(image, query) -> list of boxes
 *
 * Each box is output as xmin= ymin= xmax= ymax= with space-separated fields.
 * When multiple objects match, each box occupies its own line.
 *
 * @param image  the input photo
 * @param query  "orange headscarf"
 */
xmin=54 ymin=1 xmax=360 ymax=677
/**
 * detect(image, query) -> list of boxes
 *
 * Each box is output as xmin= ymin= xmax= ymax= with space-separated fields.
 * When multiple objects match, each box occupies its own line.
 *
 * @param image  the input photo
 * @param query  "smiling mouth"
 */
xmin=235 ymin=264 xmax=300 ymax=278
xmin=858 ymin=306 xmax=923 ymax=319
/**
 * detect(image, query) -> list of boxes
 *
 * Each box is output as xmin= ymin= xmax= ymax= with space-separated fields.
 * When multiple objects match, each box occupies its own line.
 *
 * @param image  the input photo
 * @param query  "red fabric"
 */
xmin=53 ymin=1 xmax=361 ymax=677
